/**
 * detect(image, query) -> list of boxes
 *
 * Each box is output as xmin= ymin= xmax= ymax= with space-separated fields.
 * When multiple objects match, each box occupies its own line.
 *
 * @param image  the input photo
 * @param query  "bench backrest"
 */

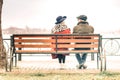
xmin=11 ymin=34 xmax=102 ymax=54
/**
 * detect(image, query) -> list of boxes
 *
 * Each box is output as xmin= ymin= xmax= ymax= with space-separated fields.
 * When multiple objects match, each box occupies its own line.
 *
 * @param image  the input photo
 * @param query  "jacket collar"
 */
xmin=77 ymin=21 xmax=89 ymax=25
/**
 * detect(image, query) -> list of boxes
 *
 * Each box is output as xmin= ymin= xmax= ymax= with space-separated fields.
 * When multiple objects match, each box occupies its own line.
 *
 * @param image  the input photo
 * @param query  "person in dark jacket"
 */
xmin=51 ymin=16 xmax=71 ymax=68
xmin=73 ymin=15 xmax=94 ymax=69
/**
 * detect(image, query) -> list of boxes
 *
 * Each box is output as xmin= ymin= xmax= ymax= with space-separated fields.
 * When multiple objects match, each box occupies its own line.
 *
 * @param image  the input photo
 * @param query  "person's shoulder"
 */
xmin=74 ymin=24 xmax=79 ymax=28
xmin=73 ymin=25 xmax=79 ymax=31
xmin=89 ymin=25 xmax=94 ymax=28
xmin=88 ymin=25 xmax=94 ymax=33
xmin=64 ymin=28 xmax=71 ymax=31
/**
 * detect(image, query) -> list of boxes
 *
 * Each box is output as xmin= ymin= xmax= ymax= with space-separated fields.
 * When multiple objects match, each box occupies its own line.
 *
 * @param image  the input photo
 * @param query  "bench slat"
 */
xmin=57 ymin=44 xmax=98 ymax=48
xmin=14 ymin=36 xmax=52 ymax=38
xmin=15 ymin=50 xmax=55 ymax=53
xmin=57 ymin=39 xmax=98 ymax=43
xmin=14 ymin=44 xmax=98 ymax=48
xmin=14 ymin=39 xmax=55 ymax=43
xmin=53 ymin=36 xmax=99 ymax=39
xmin=57 ymin=50 xmax=99 ymax=53
xmin=14 ymin=39 xmax=98 ymax=43
xmin=15 ymin=44 xmax=53 ymax=48
xmin=15 ymin=50 xmax=98 ymax=54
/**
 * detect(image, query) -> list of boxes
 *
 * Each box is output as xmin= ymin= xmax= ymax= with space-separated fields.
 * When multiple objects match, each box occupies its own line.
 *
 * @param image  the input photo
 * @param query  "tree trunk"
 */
xmin=0 ymin=0 xmax=6 ymax=69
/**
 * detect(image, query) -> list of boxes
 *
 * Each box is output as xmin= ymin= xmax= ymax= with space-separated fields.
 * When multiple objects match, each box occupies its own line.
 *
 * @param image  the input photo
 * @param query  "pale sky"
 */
xmin=1 ymin=0 xmax=120 ymax=33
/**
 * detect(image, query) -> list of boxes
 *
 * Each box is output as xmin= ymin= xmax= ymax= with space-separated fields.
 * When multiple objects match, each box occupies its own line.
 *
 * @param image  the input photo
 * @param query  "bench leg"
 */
xmin=18 ymin=54 xmax=22 ymax=61
xmin=9 ymin=53 xmax=13 ymax=72
xmin=5 ymin=53 xmax=8 ymax=72
xmin=97 ymin=53 xmax=99 ymax=69
xmin=15 ymin=53 xmax=17 ymax=67
xmin=103 ymin=49 xmax=107 ymax=71
xmin=9 ymin=47 xmax=13 ymax=72
xmin=91 ymin=53 xmax=94 ymax=61
xmin=100 ymin=56 xmax=103 ymax=71
xmin=97 ymin=53 xmax=103 ymax=71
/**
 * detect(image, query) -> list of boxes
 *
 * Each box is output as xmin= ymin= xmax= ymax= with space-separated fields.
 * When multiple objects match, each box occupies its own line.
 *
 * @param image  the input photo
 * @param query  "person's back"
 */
xmin=51 ymin=16 xmax=71 ymax=69
xmin=73 ymin=20 xmax=94 ymax=34
xmin=73 ymin=15 xmax=94 ymax=69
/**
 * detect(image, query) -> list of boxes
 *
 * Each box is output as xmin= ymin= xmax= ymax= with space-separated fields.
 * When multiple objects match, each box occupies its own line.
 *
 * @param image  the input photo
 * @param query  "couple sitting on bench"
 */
xmin=51 ymin=15 xmax=94 ymax=69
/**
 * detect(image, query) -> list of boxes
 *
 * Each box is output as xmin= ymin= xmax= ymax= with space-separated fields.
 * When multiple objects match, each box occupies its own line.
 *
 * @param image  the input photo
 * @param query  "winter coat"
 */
xmin=73 ymin=21 xmax=94 ymax=50
xmin=51 ymin=24 xmax=71 ymax=59
xmin=73 ymin=21 xmax=94 ymax=34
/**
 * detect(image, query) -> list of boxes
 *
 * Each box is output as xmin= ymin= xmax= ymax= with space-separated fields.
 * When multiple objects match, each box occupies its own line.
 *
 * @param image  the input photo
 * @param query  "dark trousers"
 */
xmin=57 ymin=54 xmax=66 ymax=63
xmin=75 ymin=48 xmax=90 ymax=65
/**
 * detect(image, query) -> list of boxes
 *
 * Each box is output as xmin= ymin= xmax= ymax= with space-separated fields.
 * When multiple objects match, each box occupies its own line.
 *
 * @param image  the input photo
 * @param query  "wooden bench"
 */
xmin=8 ymin=34 xmax=105 ymax=71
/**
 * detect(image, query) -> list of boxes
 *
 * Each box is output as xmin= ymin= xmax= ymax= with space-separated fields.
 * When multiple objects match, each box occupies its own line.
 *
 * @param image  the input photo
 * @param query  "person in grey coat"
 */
xmin=73 ymin=15 xmax=94 ymax=69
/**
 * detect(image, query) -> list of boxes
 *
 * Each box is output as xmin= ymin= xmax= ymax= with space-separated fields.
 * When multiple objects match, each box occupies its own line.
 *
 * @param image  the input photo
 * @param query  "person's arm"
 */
xmin=91 ymin=26 xmax=94 ymax=33
xmin=73 ymin=26 xmax=79 ymax=34
xmin=89 ymin=25 xmax=94 ymax=33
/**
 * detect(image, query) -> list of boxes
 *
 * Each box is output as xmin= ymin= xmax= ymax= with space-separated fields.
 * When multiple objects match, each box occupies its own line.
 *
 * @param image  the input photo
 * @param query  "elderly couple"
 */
xmin=51 ymin=15 xmax=94 ymax=69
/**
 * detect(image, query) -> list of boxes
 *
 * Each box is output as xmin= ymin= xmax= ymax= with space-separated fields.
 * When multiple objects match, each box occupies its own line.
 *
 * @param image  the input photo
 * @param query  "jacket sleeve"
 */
xmin=73 ymin=26 xmax=78 ymax=34
xmin=90 ymin=26 xmax=94 ymax=33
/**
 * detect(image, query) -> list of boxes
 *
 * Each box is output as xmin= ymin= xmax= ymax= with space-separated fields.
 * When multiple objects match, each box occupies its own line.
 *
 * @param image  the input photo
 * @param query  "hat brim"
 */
xmin=55 ymin=17 xmax=66 ymax=24
xmin=76 ymin=16 xmax=80 ymax=19
xmin=76 ymin=15 xmax=87 ymax=21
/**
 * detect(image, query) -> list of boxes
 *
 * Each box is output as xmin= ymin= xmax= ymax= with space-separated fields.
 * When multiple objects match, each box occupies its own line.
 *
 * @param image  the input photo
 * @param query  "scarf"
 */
xmin=51 ymin=24 xmax=68 ymax=33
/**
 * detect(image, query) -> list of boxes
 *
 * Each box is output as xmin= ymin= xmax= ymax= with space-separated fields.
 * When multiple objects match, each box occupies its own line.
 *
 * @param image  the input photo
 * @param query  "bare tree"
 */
xmin=0 ymin=0 xmax=6 ymax=68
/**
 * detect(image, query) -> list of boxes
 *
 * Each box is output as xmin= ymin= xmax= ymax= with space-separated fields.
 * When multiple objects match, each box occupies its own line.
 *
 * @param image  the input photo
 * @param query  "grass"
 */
xmin=0 ymin=71 xmax=120 ymax=80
